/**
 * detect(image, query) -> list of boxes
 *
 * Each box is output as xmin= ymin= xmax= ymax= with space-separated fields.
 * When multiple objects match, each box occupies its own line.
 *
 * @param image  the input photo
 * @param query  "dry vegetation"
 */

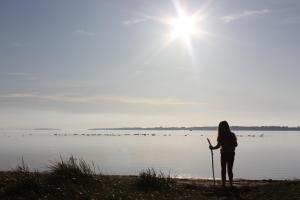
xmin=0 ymin=157 xmax=299 ymax=200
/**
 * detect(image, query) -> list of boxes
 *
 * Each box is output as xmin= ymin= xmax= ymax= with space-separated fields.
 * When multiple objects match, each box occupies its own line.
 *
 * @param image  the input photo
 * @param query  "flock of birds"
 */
xmin=1 ymin=132 xmax=264 ymax=138
xmin=49 ymin=133 xmax=264 ymax=137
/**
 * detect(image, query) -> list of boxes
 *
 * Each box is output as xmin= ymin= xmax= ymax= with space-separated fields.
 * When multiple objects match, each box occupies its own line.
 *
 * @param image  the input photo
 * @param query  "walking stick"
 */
xmin=207 ymin=138 xmax=215 ymax=185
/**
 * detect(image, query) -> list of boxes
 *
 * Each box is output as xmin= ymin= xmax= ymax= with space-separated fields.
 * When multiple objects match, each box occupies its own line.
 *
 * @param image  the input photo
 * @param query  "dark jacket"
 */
xmin=217 ymin=132 xmax=237 ymax=153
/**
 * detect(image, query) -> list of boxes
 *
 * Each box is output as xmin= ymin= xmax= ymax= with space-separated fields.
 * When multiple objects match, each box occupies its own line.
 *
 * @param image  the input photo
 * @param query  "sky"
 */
xmin=0 ymin=0 xmax=300 ymax=129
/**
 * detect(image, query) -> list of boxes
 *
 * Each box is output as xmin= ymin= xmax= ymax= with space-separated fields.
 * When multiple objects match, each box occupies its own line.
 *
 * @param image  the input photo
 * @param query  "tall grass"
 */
xmin=138 ymin=168 xmax=175 ymax=190
xmin=1 ymin=157 xmax=43 ymax=199
xmin=0 ymin=156 xmax=101 ymax=200
xmin=46 ymin=156 xmax=101 ymax=199
xmin=15 ymin=156 xmax=30 ymax=172
xmin=47 ymin=155 xmax=97 ymax=184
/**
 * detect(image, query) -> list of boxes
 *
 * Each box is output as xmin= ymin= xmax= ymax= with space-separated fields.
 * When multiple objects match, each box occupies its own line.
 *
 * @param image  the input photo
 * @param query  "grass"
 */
xmin=0 ymin=157 xmax=300 ymax=200
xmin=0 ymin=156 xmax=102 ymax=200
xmin=46 ymin=156 xmax=101 ymax=199
xmin=0 ymin=157 xmax=44 ymax=199
xmin=47 ymin=156 xmax=97 ymax=184
xmin=138 ymin=168 xmax=175 ymax=190
xmin=247 ymin=181 xmax=300 ymax=200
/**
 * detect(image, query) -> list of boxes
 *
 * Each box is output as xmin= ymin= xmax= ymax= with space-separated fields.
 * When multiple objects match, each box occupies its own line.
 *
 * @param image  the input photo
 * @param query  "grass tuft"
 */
xmin=46 ymin=156 xmax=101 ymax=199
xmin=0 ymin=156 xmax=102 ymax=200
xmin=138 ymin=168 xmax=175 ymax=190
xmin=15 ymin=157 xmax=30 ymax=172
xmin=47 ymin=155 xmax=96 ymax=184
xmin=0 ymin=158 xmax=43 ymax=199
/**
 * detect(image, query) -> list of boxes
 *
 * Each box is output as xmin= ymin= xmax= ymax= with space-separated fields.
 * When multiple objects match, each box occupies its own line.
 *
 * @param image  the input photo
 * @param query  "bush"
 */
xmin=138 ymin=168 xmax=175 ymax=190
xmin=46 ymin=156 xmax=101 ymax=199
xmin=0 ymin=158 xmax=43 ymax=199
xmin=0 ymin=156 xmax=102 ymax=199
xmin=47 ymin=156 xmax=96 ymax=184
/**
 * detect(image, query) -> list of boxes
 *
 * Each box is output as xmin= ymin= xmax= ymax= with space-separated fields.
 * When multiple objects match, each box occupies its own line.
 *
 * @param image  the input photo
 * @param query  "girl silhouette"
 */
xmin=209 ymin=121 xmax=237 ymax=187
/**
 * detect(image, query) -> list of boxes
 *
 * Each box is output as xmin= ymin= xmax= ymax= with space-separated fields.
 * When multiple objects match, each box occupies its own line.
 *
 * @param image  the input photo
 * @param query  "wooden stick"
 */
xmin=207 ymin=138 xmax=215 ymax=185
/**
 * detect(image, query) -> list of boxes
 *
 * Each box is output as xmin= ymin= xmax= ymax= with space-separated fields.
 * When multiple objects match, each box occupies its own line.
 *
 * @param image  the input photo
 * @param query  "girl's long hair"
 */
xmin=217 ymin=121 xmax=231 ymax=142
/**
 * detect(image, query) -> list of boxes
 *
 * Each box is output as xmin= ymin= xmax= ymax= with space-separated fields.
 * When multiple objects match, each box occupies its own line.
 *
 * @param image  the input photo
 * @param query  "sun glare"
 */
xmin=169 ymin=14 xmax=198 ymax=42
xmin=140 ymin=0 xmax=207 ymax=58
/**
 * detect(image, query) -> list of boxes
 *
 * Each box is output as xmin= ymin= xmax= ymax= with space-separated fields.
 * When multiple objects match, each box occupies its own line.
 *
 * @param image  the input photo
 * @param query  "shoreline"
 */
xmin=1 ymin=171 xmax=300 ymax=199
xmin=1 ymin=170 xmax=298 ymax=181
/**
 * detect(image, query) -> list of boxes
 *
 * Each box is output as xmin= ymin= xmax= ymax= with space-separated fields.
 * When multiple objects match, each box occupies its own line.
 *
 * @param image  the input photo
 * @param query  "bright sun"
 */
xmin=169 ymin=14 xmax=198 ymax=42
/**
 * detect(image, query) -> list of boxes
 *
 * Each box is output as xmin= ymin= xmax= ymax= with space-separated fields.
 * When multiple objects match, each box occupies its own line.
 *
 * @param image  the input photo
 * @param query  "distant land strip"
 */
xmin=88 ymin=126 xmax=300 ymax=131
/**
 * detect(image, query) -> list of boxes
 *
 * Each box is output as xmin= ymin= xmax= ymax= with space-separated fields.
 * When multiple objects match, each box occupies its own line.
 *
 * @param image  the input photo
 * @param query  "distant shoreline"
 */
xmin=88 ymin=126 xmax=300 ymax=131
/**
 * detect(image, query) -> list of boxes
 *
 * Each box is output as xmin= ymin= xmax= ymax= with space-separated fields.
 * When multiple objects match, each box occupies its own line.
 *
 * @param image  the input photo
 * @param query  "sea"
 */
xmin=0 ymin=129 xmax=299 ymax=180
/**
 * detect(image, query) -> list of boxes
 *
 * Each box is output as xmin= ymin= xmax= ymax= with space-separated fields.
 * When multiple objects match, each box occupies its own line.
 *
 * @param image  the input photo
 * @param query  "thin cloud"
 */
xmin=72 ymin=29 xmax=95 ymax=37
xmin=0 ymin=93 xmax=202 ymax=106
xmin=221 ymin=9 xmax=270 ymax=23
xmin=0 ymin=72 xmax=37 ymax=80
xmin=122 ymin=18 xmax=147 ymax=27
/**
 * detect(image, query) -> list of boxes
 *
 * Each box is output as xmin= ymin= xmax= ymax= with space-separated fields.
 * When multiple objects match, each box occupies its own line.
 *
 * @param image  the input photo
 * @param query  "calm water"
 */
xmin=0 ymin=129 xmax=299 ymax=180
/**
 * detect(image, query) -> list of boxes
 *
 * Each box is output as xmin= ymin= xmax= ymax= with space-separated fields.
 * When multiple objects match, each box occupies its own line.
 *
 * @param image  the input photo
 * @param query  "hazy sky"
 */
xmin=0 ymin=0 xmax=300 ymax=128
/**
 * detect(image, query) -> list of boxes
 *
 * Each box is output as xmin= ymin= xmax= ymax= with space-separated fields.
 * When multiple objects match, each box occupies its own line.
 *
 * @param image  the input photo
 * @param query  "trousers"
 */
xmin=220 ymin=152 xmax=235 ymax=182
